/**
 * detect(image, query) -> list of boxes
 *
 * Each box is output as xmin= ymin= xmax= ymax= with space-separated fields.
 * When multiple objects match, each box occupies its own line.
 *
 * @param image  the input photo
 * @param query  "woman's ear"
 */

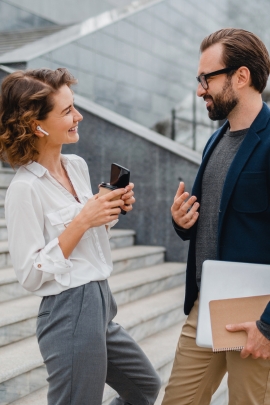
xmin=33 ymin=122 xmax=49 ymax=137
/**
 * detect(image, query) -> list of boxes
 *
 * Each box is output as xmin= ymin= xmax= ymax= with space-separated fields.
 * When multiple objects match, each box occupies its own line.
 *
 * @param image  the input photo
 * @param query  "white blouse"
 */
xmin=5 ymin=154 xmax=117 ymax=296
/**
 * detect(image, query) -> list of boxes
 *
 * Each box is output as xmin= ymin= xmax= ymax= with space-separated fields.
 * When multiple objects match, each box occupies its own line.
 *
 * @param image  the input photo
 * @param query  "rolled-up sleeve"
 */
xmin=5 ymin=181 xmax=72 ymax=292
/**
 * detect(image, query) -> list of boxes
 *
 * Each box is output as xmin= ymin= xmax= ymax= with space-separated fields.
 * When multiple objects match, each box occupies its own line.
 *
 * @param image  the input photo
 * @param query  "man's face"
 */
xmin=197 ymin=43 xmax=239 ymax=121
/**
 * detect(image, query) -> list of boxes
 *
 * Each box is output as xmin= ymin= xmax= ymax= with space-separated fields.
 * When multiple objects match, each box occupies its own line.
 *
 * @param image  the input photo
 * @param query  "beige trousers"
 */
xmin=162 ymin=299 xmax=270 ymax=405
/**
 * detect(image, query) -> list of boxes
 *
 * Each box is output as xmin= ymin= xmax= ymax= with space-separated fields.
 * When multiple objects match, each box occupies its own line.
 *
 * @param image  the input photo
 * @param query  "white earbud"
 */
xmin=37 ymin=125 xmax=49 ymax=136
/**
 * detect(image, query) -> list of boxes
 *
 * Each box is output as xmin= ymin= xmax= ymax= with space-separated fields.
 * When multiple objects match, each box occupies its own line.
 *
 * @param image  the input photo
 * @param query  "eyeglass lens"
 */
xmin=198 ymin=75 xmax=208 ymax=90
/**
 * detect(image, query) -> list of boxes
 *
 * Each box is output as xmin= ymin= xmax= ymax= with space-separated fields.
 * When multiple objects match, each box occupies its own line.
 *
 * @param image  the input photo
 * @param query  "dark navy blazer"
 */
xmin=174 ymin=102 xmax=270 ymax=325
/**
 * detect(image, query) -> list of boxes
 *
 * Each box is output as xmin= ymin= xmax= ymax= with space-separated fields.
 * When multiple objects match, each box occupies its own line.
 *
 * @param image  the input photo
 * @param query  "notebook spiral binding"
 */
xmin=213 ymin=346 xmax=243 ymax=353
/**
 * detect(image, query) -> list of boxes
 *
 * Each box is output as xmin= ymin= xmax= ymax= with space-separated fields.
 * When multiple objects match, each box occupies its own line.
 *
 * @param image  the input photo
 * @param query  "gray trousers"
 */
xmin=36 ymin=280 xmax=161 ymax=405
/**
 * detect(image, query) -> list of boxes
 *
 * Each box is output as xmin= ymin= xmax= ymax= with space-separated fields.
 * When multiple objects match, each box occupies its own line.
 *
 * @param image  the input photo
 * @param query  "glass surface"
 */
xmin=110 ymin=163 xmax=130 ymax=188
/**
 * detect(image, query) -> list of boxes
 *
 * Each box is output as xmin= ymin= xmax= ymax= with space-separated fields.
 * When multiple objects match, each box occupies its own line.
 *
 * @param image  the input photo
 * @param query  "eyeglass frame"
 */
xmin=196 ymin=66 xmax=239 ymax=90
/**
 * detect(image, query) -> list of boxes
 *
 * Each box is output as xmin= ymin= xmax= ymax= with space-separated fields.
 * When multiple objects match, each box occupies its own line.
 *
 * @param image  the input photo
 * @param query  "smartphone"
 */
xmin=110 ymin=163 xmax=130 ymax=188
xmin=110 ymin=163 xmax=130 ymax=215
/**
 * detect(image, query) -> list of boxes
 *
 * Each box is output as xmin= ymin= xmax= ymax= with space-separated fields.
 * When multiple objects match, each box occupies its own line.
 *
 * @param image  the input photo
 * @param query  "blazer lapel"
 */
xmin=218 ymin=103 xmax=270 ymax=236
xmin=218 ymin=128 xmax=260 ymax=225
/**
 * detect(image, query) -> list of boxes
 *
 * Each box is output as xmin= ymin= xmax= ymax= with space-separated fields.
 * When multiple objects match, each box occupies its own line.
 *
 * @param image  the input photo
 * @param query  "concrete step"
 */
xmin=8 ymin=347 xmax=228 ymax=405
xmin=0 ymin=296 xmax=41 ymax=347
xmin=8 ymin=372 xmax=228 ymax=405
xmin=115 ymin=286 xmax=186 ymax=342
xmin=0 ymin=168 xmax=16 ymax=187
xmin=0 ymin=241 xmax=11 ymax=268
xmin=0 ymin=186 xmax=8 ymax=200
xmin=111 ymin=245 xmax=165 ymax=274
xmin=155 ymin=384 xmax=166 ymax=405
xmin=4 ymin=322 xmax=185 ymax=405
xmin=0 ymin=245 xmax=165 ymax=302
xmin=0 ymin=219 xmax=7 ymax=241
xmin=0 ymin=224 xmax=136 ymax=246
xmin=109 ymin=229 xmax=135 ymax=249
xmin=0 ymin=229 xmax=137 ymax=270
xmin=0 ymin=201 xmax=5 ymax=219
xmin=0 ymin=268 xmax=30 ymax=303
xmin=211 ymin=375 xmax=228 ymax=405
xmin=0 ymin=269 xmax=185 ymax=346
xmin=0 ymin=337 xmax=47 ymax=405
xmin=110 ymin=262 xmax=186 ymax=306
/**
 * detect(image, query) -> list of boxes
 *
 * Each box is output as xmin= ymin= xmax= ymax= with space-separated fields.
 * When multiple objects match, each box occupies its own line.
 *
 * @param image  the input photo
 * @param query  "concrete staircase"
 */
xmin=0 ymin=167 xmax=228 ymax=405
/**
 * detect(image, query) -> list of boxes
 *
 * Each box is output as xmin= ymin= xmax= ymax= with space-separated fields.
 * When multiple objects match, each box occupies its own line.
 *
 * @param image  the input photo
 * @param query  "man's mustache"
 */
xmin=203 ymin=95 xmax=214 ymax=102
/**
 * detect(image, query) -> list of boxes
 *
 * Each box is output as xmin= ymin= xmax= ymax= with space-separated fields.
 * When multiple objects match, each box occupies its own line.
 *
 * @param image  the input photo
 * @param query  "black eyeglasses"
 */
xmin=196 ymin=67 xmax=239 ymax=90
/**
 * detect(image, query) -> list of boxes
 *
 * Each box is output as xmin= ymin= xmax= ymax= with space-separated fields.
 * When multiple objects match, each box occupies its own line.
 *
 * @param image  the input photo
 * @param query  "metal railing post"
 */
xmin=192 ymin=91 xmax=196 ymax=150
xmin=171 ymin=109 xmax=176 ymax=140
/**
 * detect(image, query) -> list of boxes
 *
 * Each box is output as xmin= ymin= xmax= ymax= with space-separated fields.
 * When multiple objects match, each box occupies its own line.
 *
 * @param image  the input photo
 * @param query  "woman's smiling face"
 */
xmin=36 ymin=84 xmax=83 ymax=145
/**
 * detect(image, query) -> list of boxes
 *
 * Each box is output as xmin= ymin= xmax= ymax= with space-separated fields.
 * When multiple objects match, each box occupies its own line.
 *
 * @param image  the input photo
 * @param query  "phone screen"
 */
xmin=110 ymin=163 xmax=130 ymax=188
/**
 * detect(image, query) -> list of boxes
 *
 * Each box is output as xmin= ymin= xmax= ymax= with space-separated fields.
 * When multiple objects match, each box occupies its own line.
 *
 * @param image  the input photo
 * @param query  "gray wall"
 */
xmin=4 ymin=0 xmax=135 ymax=24
xmin=62 ymin=105 xmax=200 ymax=262
xmin=0 ymin=0 xmax=56 ymax=31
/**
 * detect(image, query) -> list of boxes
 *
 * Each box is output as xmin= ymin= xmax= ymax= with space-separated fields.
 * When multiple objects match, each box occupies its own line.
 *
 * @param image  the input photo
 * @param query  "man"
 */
xmin=162 ymin=28 xmax=270 ymax=405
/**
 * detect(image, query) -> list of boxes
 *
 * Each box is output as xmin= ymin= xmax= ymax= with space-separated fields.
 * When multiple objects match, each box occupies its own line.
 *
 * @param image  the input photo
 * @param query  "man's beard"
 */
xmin=205 ymin=78 xmax=239 ymax=121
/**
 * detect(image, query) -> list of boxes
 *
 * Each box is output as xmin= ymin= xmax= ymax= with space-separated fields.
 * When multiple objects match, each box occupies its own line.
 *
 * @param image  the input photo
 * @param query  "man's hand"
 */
xmin=226 ymin=322 xmax=270 ymax=359
xmin=121 ymin=182 xmax=135 ymax=213
xmin=171 ymin=182 xmax=200 ymax=229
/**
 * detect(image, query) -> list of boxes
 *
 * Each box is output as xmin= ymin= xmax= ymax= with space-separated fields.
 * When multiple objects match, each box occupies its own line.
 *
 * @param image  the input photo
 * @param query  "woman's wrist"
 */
xmin=74 ymin=212 xmax=90 ymax=233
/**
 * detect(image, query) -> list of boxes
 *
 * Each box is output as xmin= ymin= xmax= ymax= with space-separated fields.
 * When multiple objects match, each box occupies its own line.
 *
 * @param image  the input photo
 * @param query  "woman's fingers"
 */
xmin=121 ymin=203 xmax=133 ymax=212
xmin=125 ymin=182 xmax=134 ymax=192
xmin=123 ymin=195 xmax=135 ymax=205
xmin=122 ymin=190 xmax=134 ymax=200
xmin=101 ymin=188 xmax=126 ymax=200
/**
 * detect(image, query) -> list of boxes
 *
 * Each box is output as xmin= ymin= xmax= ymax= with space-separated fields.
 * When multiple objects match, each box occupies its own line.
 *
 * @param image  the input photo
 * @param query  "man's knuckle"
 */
xmin=246 ymin=345 xmax=253 ymax=353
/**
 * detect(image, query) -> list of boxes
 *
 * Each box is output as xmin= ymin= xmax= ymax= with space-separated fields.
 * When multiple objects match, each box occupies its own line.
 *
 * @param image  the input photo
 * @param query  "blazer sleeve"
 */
xmin=172 ymin=218 xmax=192 ymax=241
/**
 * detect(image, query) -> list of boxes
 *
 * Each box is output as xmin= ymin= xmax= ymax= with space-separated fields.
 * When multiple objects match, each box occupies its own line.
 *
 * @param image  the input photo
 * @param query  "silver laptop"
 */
xmin=196 ymin=260 xmax=270 ymax=348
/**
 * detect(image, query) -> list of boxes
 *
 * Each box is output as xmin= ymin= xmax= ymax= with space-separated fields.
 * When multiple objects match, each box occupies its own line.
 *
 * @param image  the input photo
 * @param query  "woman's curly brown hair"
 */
xmin=0 ymin=67 xmax=77 ymax=167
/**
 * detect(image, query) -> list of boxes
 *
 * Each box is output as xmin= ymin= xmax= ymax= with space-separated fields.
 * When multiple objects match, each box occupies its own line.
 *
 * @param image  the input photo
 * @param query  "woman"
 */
xmin=0 ymin=68 xmax=160 ymax=405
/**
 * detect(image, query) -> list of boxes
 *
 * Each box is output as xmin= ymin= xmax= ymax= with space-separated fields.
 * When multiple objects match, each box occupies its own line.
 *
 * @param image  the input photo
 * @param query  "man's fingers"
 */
xmin=184 ymin=211 xmax=199 ymax=227
xmin=226 ymin=323 xmax=247 ymax=332
xmin=173 ymin=197 xmax=199 ymax=220
xmin=173 ymin=192 xmax=189 ymax=208
xmin=240 ymin=347 xmax=250 ymax=359
xmin=182 ymin=196 xmax=198 ymax=211
xmin=185 ymin=202 xmax=200 ymax=219
xmin=174 ymin=182 xmax=185 ymax=200
xmin=173 ymin=194 xmax=197 ymax=212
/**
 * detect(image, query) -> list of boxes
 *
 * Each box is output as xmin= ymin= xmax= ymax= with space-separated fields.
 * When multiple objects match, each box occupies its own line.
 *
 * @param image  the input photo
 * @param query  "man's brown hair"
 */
xmin=200 ymin=28 xmax=270 ymax=93
xmin=0 ymin=68 xmax=77 ymax=167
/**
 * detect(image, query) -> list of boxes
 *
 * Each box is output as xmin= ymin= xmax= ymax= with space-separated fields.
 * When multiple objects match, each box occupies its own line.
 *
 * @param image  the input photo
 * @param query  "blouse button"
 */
xmin=37 ymin=264 xmax=42 ymax=268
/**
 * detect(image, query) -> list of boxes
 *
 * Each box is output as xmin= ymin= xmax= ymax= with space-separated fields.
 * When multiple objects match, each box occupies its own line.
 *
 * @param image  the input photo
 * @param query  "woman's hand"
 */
xmin=121 ymin=183 xmax=135 ymax=213
xmin=78 ymin=188 xmax=126 ymax=229
xmin=59 ymin=188 xmax=126 ymax=259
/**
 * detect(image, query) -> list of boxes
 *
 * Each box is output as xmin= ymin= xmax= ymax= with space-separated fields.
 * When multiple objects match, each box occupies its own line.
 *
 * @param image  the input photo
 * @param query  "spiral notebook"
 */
xmin=196 ymin=260 xmax=270 ymax=349
xmin=209 ymin=295 xmax=270 ymax=352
